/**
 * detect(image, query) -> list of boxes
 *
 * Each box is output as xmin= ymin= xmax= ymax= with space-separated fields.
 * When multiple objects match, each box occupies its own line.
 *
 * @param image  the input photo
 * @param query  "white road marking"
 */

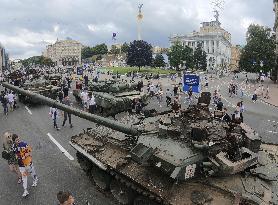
xmin=47 ymin=133 xmax=74 ymax=161
xmin=268 ymin=120 xmax=271 ymax=122
xmin=25 ymin=106 xmax=32 ymax=115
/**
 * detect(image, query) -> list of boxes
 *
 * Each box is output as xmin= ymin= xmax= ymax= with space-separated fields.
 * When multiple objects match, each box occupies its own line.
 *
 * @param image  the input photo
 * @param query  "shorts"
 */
xmin=19 ymin=163 xmax=36 ymax=177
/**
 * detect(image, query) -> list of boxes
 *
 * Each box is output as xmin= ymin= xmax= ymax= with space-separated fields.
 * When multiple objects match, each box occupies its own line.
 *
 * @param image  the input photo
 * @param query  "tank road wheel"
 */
xmin=76 ymin=152 xmax=92 ymax=173
xmin=133 ymin=196 xmax=160 ymax=205
xmin=90 ymin=166 xmax=111 ymax=191
xmin=110 ymin=179 xmax=136 ymax=205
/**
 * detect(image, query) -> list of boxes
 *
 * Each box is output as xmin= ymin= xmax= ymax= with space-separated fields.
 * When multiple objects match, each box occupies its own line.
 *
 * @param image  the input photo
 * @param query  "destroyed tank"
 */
xmin=18 ymin=79 xmax=61 ymax=104
xmin=3 ymin=82 xmax=278 ymax=205
xmin=73 ymin=80 xmax=147 ymax=116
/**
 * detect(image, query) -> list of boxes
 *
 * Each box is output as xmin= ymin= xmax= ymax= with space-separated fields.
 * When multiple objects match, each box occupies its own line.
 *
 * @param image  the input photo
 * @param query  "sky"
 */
xmin=0 ymin=0 xmax=274 ymax=60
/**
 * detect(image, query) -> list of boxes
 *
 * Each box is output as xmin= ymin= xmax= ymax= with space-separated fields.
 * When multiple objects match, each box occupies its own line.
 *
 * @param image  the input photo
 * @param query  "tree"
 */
xmin=153 ymin=54 xmax=165 ymax=68
xmin=121 ymin=42 xmax=129 ymax=53
xmin=93 ymin=43 xmax=108 ymax=55
xmin=21 ymin=56 xmax=54 ymax=67
xmin=126 ymin=40 xmax=153 ymax=70
xmin=239 ymin=24 xmax=276 ymax=74
xmin=81 ymin=47 xmax=94 ymax=59
xmin=193 ymin=43 xmax=207 ymax=70
xmin=167 ymin=42 xmax=193 ymax=70
xmin=109 ymin=45 xmax=120 ymax=55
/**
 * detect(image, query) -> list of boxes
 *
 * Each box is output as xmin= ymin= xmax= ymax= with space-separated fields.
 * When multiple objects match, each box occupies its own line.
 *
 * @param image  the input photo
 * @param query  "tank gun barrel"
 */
xmin=1 ymin=82 xmax=139 ymax=136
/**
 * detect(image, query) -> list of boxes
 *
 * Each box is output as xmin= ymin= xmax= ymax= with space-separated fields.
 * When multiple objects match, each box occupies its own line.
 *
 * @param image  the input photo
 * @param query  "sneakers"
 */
xmin=32 ymin=178 xmax=38 ymax=187
xmin=22 ymin=190 xmax=29 ymax=197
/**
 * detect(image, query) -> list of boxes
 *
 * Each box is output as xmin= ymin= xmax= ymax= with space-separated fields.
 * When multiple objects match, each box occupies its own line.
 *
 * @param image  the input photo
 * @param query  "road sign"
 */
xmin=183 ymin=74 xmax=201 ymax=93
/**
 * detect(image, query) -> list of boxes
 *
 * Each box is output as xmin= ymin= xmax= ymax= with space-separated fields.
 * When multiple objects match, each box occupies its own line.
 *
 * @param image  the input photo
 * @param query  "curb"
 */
xmin=260 ymin=99 xmax=278 ymax=108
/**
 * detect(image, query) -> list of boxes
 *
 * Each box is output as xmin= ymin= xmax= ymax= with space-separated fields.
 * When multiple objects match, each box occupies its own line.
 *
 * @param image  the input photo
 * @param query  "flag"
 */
xmin=112 ymin=33 xmax=117 ymax=40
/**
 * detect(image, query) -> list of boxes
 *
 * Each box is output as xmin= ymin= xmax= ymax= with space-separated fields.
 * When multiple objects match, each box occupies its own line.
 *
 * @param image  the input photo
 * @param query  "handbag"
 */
xmin=2 ymin=150 xmax=11 ymax=160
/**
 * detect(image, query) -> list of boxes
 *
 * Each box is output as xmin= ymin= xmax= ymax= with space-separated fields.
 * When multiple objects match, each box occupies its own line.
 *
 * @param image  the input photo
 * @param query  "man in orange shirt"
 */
xmin=12 ymin=134 xmax=38 ymax=197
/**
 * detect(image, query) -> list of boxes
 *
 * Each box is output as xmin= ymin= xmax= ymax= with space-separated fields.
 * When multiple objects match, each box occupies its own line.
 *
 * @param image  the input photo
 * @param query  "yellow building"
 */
xmin=43 ymin=39 xmax=82 ymax=66
xmin=230 ymin=45 xmax=241 ymax=71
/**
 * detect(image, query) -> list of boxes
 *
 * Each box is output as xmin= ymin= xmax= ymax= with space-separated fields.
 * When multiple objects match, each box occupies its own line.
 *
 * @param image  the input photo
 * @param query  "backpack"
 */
xmin=2 ymin=150 xmax=11 ymax=160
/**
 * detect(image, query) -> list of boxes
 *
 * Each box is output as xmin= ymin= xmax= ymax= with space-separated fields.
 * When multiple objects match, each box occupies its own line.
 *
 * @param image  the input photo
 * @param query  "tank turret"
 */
xmin=2 ymin=81 xmax=276 ymax=205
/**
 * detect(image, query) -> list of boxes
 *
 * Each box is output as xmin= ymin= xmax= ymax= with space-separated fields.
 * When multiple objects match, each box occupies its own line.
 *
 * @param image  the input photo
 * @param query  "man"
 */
xmin=50 ymin=105 xmax=60 ymax=130
xmin=81 ymin=89 xmax=88 ymax=111
xmin=12 ymin=134 xmax=38 ymax=197
xmin=0 ymin=91 xmax=8 ymax=115
xmin=216 ymin=98 xmax=224 ymax=111
xmin=165 ymin=89 xmax=172 ymax=107
xmin=149 ymin=83 xmax=155 ymax=97
xmin=7 ymin=91 xmax=15 ymax=112
xmin=57 ymin=191 xmax=75 ymax=205
xmin=222 ymin=108 xmax=231 ymax=123
xmin=62 ymin=96 xmax=73 ymax=128
xmin=63 ymin=85 xmax=69 ymax=97
xmin=88 ymin=93 xmax=96 ymax=114
xmin=84 ymin=74 xmax=89 ymax=87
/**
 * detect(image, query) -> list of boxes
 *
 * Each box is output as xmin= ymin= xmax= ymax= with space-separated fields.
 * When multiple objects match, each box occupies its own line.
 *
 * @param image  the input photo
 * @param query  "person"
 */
xmin=149 ymin=83 xmax=155 ymax=97
xmin=84 ymin=74 xmax=89 ymax=87
xmin=171 ymin=97 xmax=181 ymax=115
xmin=88 ymin=93 xmax=96 ymax=114
xmin=58 ymin=89 xmax=64 ymax=103
xmin=265 ymin=85 xmax=270 ymax=99
xmin=81 ymin=89 xmax=89 ymax=111
xmin=63 ymin=85 xmax=69 ymax=97
xmin=12 ymin=134 xmax=38 ymax=197
xmin=212 ymin=90 xmax=219 ymax=105
xmin=165 ymin=89 xmax=172 ymax=107
xmin=0 ymin=91 xmax=8 ymax=115
xmin=222 ymin=108 xmax=231 ymax=123
xmin=156 ymin=88 xmax=163 ymax=107
xmin=2 ymin=131 xmax=22 ymax=184
xmin=239 ymin=101 xmax=245 ymax=123
xmin=7 ymin=91 xmax=15 ymax=112
xmin=62 ymin=96 xmax=73 ymax=128
xmin=216 ymin=98 xmax=223 ymax=111
xmin=50 ymin=106 xmax=60 ymax=130
xmin=188 ymin=87 xmax=193 ymax=101
xmin=252 ymin=89 xmax=258 ymax=103
xmin=57 ymin=191 xmax=75 ymax=205
xmin=173 ymin=84 xmax=179 ymax=96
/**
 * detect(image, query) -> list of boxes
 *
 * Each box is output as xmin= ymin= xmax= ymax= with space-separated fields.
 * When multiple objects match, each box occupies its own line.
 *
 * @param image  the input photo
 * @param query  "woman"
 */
xmin=2 ymin=131 xmax=22 ymax=183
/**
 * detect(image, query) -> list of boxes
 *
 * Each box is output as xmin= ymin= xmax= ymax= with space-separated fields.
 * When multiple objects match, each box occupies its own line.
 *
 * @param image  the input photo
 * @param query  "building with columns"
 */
xmin=43 ymin=39 xmax=82 ymax=66
xmin=169 ymin=11 xmax=232 ymax=70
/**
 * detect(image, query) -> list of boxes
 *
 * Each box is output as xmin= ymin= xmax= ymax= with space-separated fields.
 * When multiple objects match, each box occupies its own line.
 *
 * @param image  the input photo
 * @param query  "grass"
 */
xmin=101 ymin=66 xmax=177 ymax=75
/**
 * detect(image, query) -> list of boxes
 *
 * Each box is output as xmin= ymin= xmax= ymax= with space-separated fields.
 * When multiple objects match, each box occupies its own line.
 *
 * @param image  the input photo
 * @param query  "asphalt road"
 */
xmin=0 ymin=100 xmax=117 ymax=205
xmin=0 ymin=73 xmax=278 ymax=205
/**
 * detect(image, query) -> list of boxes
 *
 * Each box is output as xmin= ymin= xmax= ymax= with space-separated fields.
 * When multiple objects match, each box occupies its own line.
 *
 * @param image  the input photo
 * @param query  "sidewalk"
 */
xmin=260 ymin=80 xmax=278 ymax=107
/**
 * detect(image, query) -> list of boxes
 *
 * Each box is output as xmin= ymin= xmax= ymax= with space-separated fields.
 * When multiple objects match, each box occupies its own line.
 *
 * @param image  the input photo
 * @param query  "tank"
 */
xmin=73 ymin=80 xmax=147 ymax=116
xmin=2 ymin=82 xmax=278 ymax=205
xmin=18 ymin=79 xmax=61 ymax=104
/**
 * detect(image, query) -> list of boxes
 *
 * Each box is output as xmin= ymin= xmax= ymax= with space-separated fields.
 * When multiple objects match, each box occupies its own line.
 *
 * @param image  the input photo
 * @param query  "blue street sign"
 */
xmin=183 ymin=74 xmax=201 ymax=93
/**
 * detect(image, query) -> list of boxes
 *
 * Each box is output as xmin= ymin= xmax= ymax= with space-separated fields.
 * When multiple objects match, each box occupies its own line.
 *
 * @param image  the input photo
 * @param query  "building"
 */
xmin=230 ymin=45 xmax=241 ymax=71
xmin=0 ymin=44 xmax=8 ymax=75
xmin=169 ymin=11 xmax=232 ymax=70
xmin=43 ymin=39 xmax=82 ymax=66
xmin=152 ymin=46 xmax=168 ymax=54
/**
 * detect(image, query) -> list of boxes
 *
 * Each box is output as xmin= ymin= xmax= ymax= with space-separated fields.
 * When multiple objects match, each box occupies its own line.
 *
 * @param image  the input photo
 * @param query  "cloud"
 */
xmin=0 ymin=0 xmax=274 ymax=59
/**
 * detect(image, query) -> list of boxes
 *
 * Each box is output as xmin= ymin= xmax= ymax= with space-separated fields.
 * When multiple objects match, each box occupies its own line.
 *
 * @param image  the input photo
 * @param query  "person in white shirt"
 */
xmin=88 ymin=93 xmax=97 ymax=114
xmin=149 ymin=83 xmax=155 ymax=97
xmin=49 ymin=106 xmax=60 ymax=130
xmin=7 ymin=91 xmax=15 ymax=111
xmin=80 ymin=89 xmax=88 ymax=111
